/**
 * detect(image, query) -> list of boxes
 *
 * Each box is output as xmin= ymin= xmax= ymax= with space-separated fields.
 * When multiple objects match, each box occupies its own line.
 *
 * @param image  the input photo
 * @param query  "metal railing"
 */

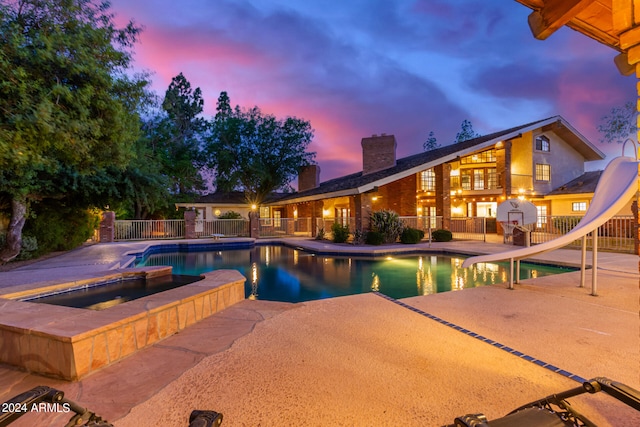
xmin=114 ymin=220 xmax=185 ymax=241
xmin=259 ymin=218 xmax=313 ymax=238
xmin=449 ymin=217 xmax=487 ymax=241
xmin=532 ymin=215 xmax=635 ymax=253
xmin=195 ymin=219 xmax=249 ymax=237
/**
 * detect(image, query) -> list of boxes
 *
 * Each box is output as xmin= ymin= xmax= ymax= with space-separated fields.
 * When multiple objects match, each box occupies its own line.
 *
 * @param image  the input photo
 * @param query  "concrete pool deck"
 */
xmin=0 ymin=237 xmax=638 ymax=426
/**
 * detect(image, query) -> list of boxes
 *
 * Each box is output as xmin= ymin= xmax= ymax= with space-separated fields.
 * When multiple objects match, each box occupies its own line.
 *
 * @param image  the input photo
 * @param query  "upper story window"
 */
xmin=535 ymin=163 xmax=551 ymax=182
xmin=420 ymin=168 xmax=436 ymax=191
xmin=460 ymin=149 xmax=496 ymax=164
xmin=572 ymin=202 xmax=587 ymax=212
xmin=535 ymin=135 xmax=550 ymax=152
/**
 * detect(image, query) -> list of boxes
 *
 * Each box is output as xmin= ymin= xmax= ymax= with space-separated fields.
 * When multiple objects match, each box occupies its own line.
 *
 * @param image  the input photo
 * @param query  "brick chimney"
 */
xmin=361 ymin=134 xmax=397 ymax=175
xmin=298 ymin=164 xmax=321 ymax=191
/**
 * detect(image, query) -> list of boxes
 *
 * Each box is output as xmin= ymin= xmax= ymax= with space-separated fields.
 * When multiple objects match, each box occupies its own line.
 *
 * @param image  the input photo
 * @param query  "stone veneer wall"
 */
xmin=0 ymin=269 xmax=245 ymax=381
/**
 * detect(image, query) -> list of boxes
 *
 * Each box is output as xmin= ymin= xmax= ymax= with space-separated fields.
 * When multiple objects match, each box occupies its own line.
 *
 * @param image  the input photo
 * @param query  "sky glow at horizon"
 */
xmin=110 ymin=0 xmax=636 ymax=183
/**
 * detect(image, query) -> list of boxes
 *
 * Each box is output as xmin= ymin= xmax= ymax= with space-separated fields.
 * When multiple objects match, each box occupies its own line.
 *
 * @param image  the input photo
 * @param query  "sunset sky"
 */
xmin=110 ymin=0 xmax=636 ymax=182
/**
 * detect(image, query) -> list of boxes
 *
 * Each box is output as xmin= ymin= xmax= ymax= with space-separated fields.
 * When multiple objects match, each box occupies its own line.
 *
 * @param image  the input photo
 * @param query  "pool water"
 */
xmin=134 ymin=246 xmax=574 ymax=303
xmin=24 ymin=275 xmax=202 ymax=310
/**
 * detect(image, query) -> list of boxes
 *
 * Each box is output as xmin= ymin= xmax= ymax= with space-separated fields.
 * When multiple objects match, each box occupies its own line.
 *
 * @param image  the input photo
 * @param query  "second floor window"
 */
xmin=461 ymin=170 xmax=471 ymax=190
xmin=473 ymin=169 xmax=485 ymax=190
xmin=535 ymin=135 xmax=550 ymax=152
xmin=535 ymin=163 xmax=551 ymax=182
xmin=572 ymin=202 xmax=587 ymax=212
xmin=420 ymin=169 xmax=436 ymax=191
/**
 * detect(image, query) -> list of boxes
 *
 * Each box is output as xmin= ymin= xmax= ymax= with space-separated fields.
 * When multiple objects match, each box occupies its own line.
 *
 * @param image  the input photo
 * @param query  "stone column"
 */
xmin=99 ymin=211 xmax=115 ymax=243
xmin=184 ymin=210 xmax=196 ymax=239
xmin=249 ymin=211 xmax=260 ymax=239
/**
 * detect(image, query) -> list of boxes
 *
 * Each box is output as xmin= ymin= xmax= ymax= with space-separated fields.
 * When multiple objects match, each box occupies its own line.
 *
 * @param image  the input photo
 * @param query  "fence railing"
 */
xmin=259 ymin=218 xmax=313 ymax=238
xmin=112 ymin=215 xmax=636 ymax=253
xmin=195 ymin=219 xmax=250 ymax=237
xmin=532 ymin=215 xmax=635 ymax=253
xmin=114 ymin=220 xmax=185 ymax=241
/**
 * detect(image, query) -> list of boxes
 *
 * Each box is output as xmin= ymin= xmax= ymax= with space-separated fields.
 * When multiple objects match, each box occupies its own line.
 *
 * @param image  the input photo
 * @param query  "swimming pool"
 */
xmin=134 ymin=245 xmax=574 ymax=303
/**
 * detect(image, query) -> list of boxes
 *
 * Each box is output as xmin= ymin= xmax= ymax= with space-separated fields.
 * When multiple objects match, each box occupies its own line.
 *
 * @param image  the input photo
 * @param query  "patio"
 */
xmin=0 ymin=238 xmax=638 ymax=426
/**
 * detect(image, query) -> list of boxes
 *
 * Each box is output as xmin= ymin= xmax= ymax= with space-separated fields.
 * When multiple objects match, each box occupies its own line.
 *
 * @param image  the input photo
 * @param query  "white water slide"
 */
xmin=462 ymin=156 xmax=639 ymax=294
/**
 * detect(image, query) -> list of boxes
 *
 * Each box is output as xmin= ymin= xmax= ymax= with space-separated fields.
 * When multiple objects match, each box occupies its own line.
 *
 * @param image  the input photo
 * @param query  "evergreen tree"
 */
xmin=455 ymin=119 xmax=481 ymax=143
xmin=423 ymin=131 xmax=440 ymax=151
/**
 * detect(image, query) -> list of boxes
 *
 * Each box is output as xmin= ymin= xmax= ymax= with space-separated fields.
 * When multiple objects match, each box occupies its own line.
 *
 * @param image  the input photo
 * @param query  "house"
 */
xmin=266 ymin=116 xmax=606 ymax=234
xmin=181 ymin=116 xmax=621 ymax=237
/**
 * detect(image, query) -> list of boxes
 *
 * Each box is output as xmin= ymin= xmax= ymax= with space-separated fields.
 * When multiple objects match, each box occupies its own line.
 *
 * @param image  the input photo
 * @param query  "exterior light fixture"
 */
xmin=251 ymin=204 xmax=257 ymax=210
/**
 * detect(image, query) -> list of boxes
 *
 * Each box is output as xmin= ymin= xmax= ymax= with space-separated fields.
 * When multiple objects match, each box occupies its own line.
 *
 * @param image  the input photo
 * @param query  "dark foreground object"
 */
xmin=2 ymin=377 xmax=637 ymax=426
xmin=0 ymin=386 xmax=222 ymax=427
xmin=444 ymin=377 xmax=640 ymax=427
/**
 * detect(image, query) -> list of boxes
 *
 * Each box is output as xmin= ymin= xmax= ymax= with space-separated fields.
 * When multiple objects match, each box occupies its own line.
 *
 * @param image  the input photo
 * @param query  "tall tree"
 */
xmin=597 ymin=101 xmax=638 ymax=145
xmin=423 ymin=131 xmax=440 ymax=151
xmin=207 ymin=92 xmax=316 ymax=204
xmin=0 ymin=0 xmax=148 ymax=262
xmin=159 ymin=73 xmax=207 ymax=196
xmin=455 ymin=119 xmax=481 ymax=143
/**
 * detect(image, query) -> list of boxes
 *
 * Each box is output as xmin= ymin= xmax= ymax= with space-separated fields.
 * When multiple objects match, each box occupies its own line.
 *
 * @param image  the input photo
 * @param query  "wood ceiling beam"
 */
xmin=528 ymin=0 xmax=598 ymax=40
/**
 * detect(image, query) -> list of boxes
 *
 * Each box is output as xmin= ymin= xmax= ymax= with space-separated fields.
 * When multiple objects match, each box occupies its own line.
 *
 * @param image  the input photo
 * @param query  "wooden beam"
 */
xmin=620 ymin=26 xmax=640 ymax=49
xmin=528 ymin=0 xmax=597 ymax=40
xmin=613 ymin=0 xmax=634 ymax=33
xmin=614 ymin=52 xmax=635 ymax=75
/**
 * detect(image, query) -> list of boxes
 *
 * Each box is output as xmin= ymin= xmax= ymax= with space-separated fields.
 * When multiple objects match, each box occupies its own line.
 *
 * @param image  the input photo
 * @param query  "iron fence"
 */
xmin=259 ymin=218 xmax=313 ymax=238
xmin=532 ymin=215 xmax=635 ymax=253
xmin=114 ymin=220 xmax=185 ymax=241
xmin=196 ymin=219 xmax=250 ymax=237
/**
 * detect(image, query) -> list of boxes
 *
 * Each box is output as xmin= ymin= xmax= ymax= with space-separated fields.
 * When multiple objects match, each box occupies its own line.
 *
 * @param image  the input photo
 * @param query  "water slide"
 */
xmin=461 ymin=155 xmax=638 ymax=292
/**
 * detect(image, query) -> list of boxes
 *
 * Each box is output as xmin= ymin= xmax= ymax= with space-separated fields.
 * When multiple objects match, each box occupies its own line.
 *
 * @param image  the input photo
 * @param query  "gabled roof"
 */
xmin=546 ymin=171 xmax=602 ymax=196
xmin=273 ymin=116 xmax=604 ymax=205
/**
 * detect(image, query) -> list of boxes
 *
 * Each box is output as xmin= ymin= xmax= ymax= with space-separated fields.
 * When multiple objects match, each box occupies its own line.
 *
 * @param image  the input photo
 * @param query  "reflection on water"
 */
xmin=136 ymin=246 xmax=573 ymax=303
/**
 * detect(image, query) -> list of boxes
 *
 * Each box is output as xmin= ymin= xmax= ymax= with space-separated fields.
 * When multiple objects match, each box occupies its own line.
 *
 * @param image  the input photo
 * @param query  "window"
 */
xmin=572 ymin=202 xmax=587 ymax=212
xmin=473 ymin=169 xmax=485 ymax=190
xmin=461 ymin=170 xmax=471 ymax=190
xmin=535 ymin=163 xmax=550 ymax=182
xmin=460 ymin=149 xmax=496 ymax=164
xmin=536 ymin=205 xmax=548 ymax=228
xmin=273 ymin=210 xmax=282 ymax=228
xmin=535 ymin=135 xmax=550 ymax=152
xmin=260 ymin=207 xmax=271 ymax=225
xmin=420 ymin=168 xmax=436 ymax=191
xmin=487 ymin=168 xmax=497 ymax=189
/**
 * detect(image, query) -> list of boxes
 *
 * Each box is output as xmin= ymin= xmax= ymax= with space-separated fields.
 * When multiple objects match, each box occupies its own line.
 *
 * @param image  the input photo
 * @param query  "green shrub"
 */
xmin=331 ymin=222 xmax=350 ymax=243
xmin=432 ymin=229 xmax=453 ymax=242
xmin=370 ymin=210 xmax=404 ymax=243
xmin=365 ymin=231 xmax=385 ymax=245
xmin=23 ymin=201 xmax=100 ymax=255
xmin=218 ymin=210 xmax=242 ymax=219
xmin=16 ymin=234 xmax=39 ymax=260
xmin=315 ymin=227 xmax=326 ymax=240
xmin=400 ymin=227 xmax=424 ymax=244
xmin=352 ymin=228 xmax=365 ymax=245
